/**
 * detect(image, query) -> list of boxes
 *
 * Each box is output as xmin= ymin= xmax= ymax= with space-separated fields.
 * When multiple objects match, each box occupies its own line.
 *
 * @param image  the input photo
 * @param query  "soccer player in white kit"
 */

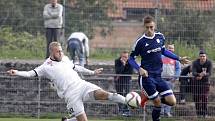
xmin=7 ymin=42 xmax=127 ymax=121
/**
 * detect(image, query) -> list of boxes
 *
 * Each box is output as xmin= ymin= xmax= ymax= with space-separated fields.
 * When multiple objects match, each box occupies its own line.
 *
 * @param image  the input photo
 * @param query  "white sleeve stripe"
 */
xmin=132 ymin=35 xmax=144 ymax=51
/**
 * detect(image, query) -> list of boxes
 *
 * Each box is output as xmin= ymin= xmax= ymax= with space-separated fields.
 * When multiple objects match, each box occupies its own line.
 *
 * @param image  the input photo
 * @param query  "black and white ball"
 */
xmin=125 ymin=91 xmax=141 ymax=108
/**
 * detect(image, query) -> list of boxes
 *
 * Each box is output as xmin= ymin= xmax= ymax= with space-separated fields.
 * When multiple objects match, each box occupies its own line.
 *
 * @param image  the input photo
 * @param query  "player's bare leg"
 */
xmin=75 ymin=113 xmax=88 ymax=121
xmin=151 ymin=97 xmax=162 ymax=121
xmin=150 ymin=94 xmax=176 ymax=121
xmin=93 ymin=89 xmax=126 ymax=104
xmin=162 ymin=95 xmax=176 ymax=106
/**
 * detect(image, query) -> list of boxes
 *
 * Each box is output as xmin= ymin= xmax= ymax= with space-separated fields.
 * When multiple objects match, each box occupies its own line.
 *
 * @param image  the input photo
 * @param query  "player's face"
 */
xmin=50 ymin=0 xmax=57 ymax=6
xmin=51 ymin=46 xmax=63 ymax=61
xmin=199 ymin=54 xmax=207 ymax=63
xmin=144 ymin=22 xmax=155 ymax=37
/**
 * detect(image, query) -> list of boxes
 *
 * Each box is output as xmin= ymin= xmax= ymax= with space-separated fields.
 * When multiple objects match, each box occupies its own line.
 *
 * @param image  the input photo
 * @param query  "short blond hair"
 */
xmin=49 ymin=42 xmax=61 ymax=53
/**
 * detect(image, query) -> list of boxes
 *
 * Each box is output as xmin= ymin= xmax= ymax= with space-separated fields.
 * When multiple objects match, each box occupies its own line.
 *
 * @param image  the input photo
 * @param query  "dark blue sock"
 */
xmin=152 ymin=106 xmax=161 ymax=121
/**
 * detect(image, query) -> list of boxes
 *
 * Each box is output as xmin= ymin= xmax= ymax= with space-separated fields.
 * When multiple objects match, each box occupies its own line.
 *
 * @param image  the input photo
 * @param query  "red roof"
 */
xmin=184 ymin=0 xmax=214 ymax=11
xmin=108 ymin=0 xmax=215 ymax=18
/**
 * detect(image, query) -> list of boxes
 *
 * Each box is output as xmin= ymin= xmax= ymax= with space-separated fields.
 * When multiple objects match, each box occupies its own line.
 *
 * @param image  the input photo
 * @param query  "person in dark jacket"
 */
xmin=191 ymin=50 xmax=213 ymax=118
xmin=114 ymin=50 xmax=133 ymax=116
xmin=179 ymin=65 xmax=192 ymax=104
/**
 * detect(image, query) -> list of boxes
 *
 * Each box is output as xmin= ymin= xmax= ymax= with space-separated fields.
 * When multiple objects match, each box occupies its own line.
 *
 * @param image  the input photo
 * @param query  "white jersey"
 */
xmin=34 ymin=56 xmax=93 ymax=98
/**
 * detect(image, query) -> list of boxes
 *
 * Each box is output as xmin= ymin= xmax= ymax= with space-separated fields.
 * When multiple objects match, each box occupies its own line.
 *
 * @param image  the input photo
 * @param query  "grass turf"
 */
xmin=0 ymin=118 xmax=124 ymax=121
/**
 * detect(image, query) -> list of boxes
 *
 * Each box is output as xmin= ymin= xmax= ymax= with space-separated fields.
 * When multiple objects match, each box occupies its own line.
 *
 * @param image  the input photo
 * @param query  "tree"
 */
xmin=0 ymin=0 xmax=46 ymax=34
xmin=65 ymin=0 xmax=114 ymax=39
xmin=0 ymin=0 xmax=114 ymax=39
xmin=157 ymin=0 xmax=214 ymax=48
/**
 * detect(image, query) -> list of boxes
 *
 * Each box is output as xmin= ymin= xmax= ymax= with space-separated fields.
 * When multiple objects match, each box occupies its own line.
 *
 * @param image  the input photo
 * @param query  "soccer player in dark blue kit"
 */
xmin=128 ymin=16 xmax=190 ymax=121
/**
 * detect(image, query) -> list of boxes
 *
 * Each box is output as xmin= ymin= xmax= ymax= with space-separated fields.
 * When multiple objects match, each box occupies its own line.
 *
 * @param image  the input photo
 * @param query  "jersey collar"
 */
xmin=50 ymin=57 xmax=61 ymax=62
xmin=143 ymin=33 xmax=155 ymax=39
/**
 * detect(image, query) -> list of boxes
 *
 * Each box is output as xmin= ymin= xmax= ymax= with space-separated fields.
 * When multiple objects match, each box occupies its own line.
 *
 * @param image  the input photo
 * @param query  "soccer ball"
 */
xmin=125 ymin=91 xmax=141 ymax=108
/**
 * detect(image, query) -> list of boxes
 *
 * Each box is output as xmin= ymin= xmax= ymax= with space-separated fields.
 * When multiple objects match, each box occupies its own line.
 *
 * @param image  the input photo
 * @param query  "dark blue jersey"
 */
xmin=129 ymin=32 xmax=180 ymax=74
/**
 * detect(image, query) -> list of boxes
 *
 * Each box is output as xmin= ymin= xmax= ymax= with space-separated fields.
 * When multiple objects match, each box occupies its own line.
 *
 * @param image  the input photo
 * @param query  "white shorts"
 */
xmin=65 ymin=82 xmax=101 ymax=117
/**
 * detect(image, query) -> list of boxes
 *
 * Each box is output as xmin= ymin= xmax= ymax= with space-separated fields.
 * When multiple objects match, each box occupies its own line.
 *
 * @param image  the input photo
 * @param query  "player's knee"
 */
xmin=76 ymin=113 xmax=88 ymax=121
xmin=164 ymin=96 xmax=176 ymax=106
xmin=94 ymin=89 xmax=108 ymax=100
xmin=167 ymin=98 xmax=176 ymax=106
xmin=153 ymin=97 xmax=161 ymax=107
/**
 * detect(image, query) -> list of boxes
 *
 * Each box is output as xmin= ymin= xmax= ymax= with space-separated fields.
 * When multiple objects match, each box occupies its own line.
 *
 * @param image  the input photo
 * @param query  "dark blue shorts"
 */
xmin=139 ymin=73 xmax=173 ymax=100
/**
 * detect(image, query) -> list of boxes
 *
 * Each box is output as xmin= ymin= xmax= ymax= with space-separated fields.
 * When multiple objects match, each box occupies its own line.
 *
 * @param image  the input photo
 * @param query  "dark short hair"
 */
xmin=143 ymin=15 xmax=155 ymax=24
xmin=199 ymin=50 xmax=206 ymax=55
xmin=121 ymin=50 xmax=129 ymax=54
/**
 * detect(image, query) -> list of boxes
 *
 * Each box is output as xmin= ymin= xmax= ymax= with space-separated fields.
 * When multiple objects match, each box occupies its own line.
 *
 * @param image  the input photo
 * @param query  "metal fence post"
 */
xmin=143 ymin=105 xmax=146 ymax=121
xmin=37 ymin=77 xmax=41 ymax=119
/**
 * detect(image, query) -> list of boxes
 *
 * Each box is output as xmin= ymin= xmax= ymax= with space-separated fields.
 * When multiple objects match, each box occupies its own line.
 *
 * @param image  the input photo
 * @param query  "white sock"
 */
xmin=108 ymin=93 xmax=126 ymax=104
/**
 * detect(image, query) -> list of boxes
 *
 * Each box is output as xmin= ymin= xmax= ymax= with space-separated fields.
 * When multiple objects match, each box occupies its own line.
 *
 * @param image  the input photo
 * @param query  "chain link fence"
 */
xmin=0 ymin=73 xmax=215 ymax=120
xmin=0 ymin=0 xmax=215 ymax=59
xmin=0 ymin=1 xmax=215 ymax=120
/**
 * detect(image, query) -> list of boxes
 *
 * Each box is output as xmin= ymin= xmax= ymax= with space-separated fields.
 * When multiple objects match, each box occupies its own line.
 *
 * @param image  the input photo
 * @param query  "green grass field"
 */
xmin=0 ymin=118 xmax=178 ymax=121
xmin=0 ymin=118 xmax=123 ymax=121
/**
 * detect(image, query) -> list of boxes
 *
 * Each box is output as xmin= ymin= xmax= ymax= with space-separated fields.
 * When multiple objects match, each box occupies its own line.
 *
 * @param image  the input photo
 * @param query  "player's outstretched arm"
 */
xmin=7 ymin=69 xmax=36 ymax=77
xmin=162 ymin=49 xmax=190 ymax=64
xmin=74 ymin=65 xmax=103 ymax=75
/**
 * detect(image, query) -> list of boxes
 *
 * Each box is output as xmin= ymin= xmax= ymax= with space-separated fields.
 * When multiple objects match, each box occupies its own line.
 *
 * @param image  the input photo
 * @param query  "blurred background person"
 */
xmin=191 ymin=50 xmax=212 ymax=118
xmin=43 ymin=0 xmax=63 ymax=58
xmin=179 ymin=65 xmax=192 ymax=104
xmin=161 ymin=44 xmax=181 ymax=117
xmin=67 ymin=32 xmax=89 ymax=67
xmin=114 ymin=50 xmax=133 ymax=116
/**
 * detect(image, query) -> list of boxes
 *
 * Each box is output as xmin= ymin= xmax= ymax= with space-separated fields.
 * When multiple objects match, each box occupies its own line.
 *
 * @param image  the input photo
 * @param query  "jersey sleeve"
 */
xmin=160 ymin=33 xmax=166 ymax=49
xmin=34 ymin=64 xmax=46 ymax=77
xmin=128 ymin=40 xmax=141 ymax=70
xmin=162 ymin=49 xmax=180 ymax=61
xmin=16 ymin=70 xmax=37 ymax=77
xmin=73 ymin=65 xmax=94 ymax=75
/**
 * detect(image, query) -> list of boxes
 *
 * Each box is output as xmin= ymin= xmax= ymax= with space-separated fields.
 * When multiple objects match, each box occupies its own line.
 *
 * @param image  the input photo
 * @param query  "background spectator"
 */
xmin=179 ymin=65 xmax=192 ymax=104
xmin=67 ymin=32 xmax=89 ymax=67
xmin=114 ymin=50 xmax=133 ymax=116
xmin=161 ymin=44 xmax=181 ymax=117
xmin=191 ymin=50 xmax=213 ymax=118
xmin=43 ymin=0 xmax=63 ymax=58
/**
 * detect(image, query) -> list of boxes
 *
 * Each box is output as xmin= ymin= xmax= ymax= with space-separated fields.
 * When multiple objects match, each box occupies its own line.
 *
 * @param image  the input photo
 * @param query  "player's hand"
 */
xmin=7 ymin=69 xmax=17 ymax=75
xmin=199 ymin=72 xmax=206 ymax=77
xmin=179 ymin=56 xmax=190 ymax=64
xmin=196 ymin=76 xmax=202 ymax=80
xmin=139 ymin=68 xmax=148 ymax=77
xmin=94 ymin=68 xmax=103 ymax=75
xmin=49 ymin=82 xmax=57 ymax=90
xmin=120 ymin=58 xmax=126 ymax=65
